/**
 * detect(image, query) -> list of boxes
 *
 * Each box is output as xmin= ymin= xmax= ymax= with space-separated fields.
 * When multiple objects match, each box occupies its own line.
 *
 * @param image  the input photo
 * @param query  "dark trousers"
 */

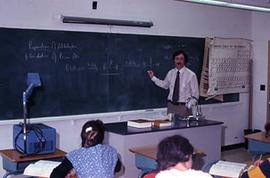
xmin=167 ymin=102 xmax=192 ymax=117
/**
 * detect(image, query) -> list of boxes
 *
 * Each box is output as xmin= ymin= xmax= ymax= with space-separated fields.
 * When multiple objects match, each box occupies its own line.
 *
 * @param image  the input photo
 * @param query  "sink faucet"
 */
xmin=185 ymin=96 xmax=204 ymax=120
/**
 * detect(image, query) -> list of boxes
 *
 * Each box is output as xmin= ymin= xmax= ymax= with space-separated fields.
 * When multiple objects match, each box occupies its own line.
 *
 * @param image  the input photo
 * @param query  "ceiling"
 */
xmin=178 ymin=0 xmax=270 ymax=12
xmin=186 ymin=0 xmax=270 ymax=7
xmin=220 ymin=0 xmax=270 ymax=7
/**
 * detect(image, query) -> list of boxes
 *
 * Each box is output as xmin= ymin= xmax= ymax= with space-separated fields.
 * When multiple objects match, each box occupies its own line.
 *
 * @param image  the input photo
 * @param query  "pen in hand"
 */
xmin=259 ymin=154 xmax=263 ymax=162
xmin=254 ymin=154 xmax=263 ymax=166
xmin=244 ymin=154 xmax=263 ymax=173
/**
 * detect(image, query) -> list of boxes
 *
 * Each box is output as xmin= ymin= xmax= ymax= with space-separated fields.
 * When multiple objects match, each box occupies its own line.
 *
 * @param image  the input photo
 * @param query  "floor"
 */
xmin=221 ymin=147 xmax=253 ymax=163
xmin=221 ymin=146 xmax=270 ymax=164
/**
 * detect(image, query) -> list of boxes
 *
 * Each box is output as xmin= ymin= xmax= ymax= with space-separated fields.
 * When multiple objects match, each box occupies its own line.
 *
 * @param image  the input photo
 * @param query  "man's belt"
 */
xmin=168 ymin=100 xmax=185 ymax=105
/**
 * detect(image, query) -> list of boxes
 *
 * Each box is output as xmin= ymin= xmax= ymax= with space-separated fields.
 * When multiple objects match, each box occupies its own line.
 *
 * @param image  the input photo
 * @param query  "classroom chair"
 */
xmin=135 ymin=154 xmax=157 ymax=178
xmin=142 ymin=171 xmax=159 ymax=178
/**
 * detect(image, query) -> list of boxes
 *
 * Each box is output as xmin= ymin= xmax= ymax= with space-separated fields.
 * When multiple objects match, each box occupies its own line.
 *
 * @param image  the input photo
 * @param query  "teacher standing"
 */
xmin=148 ymin=50 xmax=199 ymax=116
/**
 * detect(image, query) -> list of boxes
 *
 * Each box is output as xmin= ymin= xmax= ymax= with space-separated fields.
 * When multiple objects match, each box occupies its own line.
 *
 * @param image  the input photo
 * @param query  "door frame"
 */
xmin=266 ymin=41 xmax=270 ymax=122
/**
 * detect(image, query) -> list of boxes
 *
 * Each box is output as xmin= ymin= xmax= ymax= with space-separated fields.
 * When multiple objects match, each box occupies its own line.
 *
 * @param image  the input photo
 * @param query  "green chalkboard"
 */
xmin=0 ymin=28 xmax=238 ymax=120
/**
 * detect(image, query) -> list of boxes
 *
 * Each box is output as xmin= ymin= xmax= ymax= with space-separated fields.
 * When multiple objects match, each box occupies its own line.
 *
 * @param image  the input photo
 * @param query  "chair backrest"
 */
xmin=142 ymin=171 xmax=159 ymax=178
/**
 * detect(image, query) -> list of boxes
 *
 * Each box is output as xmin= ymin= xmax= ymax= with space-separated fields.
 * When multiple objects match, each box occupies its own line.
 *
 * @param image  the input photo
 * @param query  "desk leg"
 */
xmin=2 ymin=170 xmax=23 ymax=178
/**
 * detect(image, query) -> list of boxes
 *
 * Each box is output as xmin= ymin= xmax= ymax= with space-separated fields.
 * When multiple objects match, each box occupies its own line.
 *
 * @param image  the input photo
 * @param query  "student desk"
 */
xmin=244 ymin=132 xmax=270 ymax=159
xmin=0 ymin=149 xmax=66 ymax=178
xmin=105 ymin=119 xmax=223 ymax=178
xmin=129 ymin=145 xmax=206 ymax=178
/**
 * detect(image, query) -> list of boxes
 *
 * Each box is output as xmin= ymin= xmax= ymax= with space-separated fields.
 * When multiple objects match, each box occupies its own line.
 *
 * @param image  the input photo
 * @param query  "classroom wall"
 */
xmin=0 ymin=0 xmax=253 ymax=176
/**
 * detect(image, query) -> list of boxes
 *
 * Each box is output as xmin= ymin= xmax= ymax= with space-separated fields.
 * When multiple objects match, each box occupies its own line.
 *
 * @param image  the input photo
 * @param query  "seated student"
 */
xmin=265 ymin=122 xmax=270 ymax=137
xmin=241 ymin=158 xmax=270 ymax=178
xmin=155 ymin=135 xmax=212 ymax=178
xmin=240 ymin=122 xmax=270 ymax=178
xmin=50 ymin=120 xmax=121 ymax=178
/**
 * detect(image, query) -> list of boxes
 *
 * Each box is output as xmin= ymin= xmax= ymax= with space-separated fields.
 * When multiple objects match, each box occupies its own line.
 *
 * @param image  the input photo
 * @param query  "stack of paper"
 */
xmin=127 ymin=119 xmax=152 ymax=128
xmin=24 ymin=160 xmax=61 ymax=178
xmin=209 ymin=160 xmax=247 ymax=178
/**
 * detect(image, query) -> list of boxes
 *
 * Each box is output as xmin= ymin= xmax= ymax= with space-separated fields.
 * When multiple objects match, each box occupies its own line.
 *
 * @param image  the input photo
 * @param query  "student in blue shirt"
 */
xmin=50 ymin=120 xmax=121 ymax=178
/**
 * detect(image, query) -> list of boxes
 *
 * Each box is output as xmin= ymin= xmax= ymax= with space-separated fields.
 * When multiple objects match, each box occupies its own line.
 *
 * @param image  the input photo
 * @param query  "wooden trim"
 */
xmin=267 ymin=41 xmax=270 ymax=122
xmin=244 ymin=131 xmax=270 ymax=144
xmin=0 ymin=149 xmax=66 ymax=162
xmin=268 ymin=41 xmax=270 ymax=121
xmin=129 ymin=145 xmax=205 ymax=160
xmin=249 ymin=59 xmax=253 ymax=129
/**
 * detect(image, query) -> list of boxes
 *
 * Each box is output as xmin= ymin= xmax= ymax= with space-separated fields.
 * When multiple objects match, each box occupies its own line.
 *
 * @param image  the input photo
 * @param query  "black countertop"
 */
xmin=104 ymin=119 xmax=223 ymax=135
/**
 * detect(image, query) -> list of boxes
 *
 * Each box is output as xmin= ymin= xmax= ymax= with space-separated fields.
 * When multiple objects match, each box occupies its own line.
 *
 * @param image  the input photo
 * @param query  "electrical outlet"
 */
xmin=260 ymin=84 xmax=265 ymax=91
xmin=92 ymin=1 xmax=97 ymax=10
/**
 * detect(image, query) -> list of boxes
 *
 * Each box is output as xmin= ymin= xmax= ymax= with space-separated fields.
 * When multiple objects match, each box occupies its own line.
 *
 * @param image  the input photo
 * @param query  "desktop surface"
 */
xmin=105 ymin=119 xmax=223 ymax=135
xmin=0 ymin=149 xmax=66 ymax=178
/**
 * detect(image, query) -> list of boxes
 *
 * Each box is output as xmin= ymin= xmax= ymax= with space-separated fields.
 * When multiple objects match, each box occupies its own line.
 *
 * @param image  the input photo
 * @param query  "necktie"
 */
xmin=172 ymin=71 xmax=180 ymax=103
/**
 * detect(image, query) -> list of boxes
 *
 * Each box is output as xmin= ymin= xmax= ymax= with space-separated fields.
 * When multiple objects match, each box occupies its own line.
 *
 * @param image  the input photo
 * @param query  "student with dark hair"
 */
xmin=265 ymin=122 xmax=270 ymax=137
xmin=50 ymin=120 xmax=121 ymax=178
xmin=147 ymin=50 xmax=199 ymax=116
xmin=156 ymin=135 xmax=212 ymax=178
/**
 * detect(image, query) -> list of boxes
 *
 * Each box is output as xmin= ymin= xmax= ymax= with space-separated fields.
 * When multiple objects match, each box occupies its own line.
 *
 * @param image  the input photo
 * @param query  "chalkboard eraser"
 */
xmin=145 ymin=109 xmax=154 ymax=112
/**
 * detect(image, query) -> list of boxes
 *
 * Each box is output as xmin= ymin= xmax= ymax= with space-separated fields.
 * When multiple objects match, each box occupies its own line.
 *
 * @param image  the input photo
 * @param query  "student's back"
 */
xmin=67 ymin=144 xmax=118 ymax=178
xmin=156 ymin=169 xmax=212 ymax=178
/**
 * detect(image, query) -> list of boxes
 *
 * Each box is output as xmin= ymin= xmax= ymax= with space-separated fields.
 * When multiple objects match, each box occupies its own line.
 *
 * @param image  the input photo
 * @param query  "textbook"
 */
xmin=24 ymin=160 xmax=61 ymax=178
xmin=127 ymin=119 xmax=152 ymax=128
xmin=209 ymin=160 xmax=247 ymax=178
xmin=153 ymin=119 xmax=172 ymax=128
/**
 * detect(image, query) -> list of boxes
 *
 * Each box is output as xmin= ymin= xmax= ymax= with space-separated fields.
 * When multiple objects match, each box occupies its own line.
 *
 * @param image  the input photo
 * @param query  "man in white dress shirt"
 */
xmin=147 ymin=50 xmax=199 ymax=116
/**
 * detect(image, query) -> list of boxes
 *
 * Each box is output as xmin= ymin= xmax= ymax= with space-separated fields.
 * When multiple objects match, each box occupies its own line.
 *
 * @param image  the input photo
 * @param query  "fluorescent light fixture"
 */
xmin=181 ymin=0 xmax=270 ymax=12
xmin=184 ymin=0 xmax=229 ymax=6
xmin=62 ymin=16 xmax=154 ymax=28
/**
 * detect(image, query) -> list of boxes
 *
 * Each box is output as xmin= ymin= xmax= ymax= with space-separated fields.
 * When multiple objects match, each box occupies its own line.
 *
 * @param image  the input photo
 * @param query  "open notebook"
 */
xmin=24 ymin=160 xmax=61 ymax=178
xmin=209 ymin=160 xmax=247 ymax=178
